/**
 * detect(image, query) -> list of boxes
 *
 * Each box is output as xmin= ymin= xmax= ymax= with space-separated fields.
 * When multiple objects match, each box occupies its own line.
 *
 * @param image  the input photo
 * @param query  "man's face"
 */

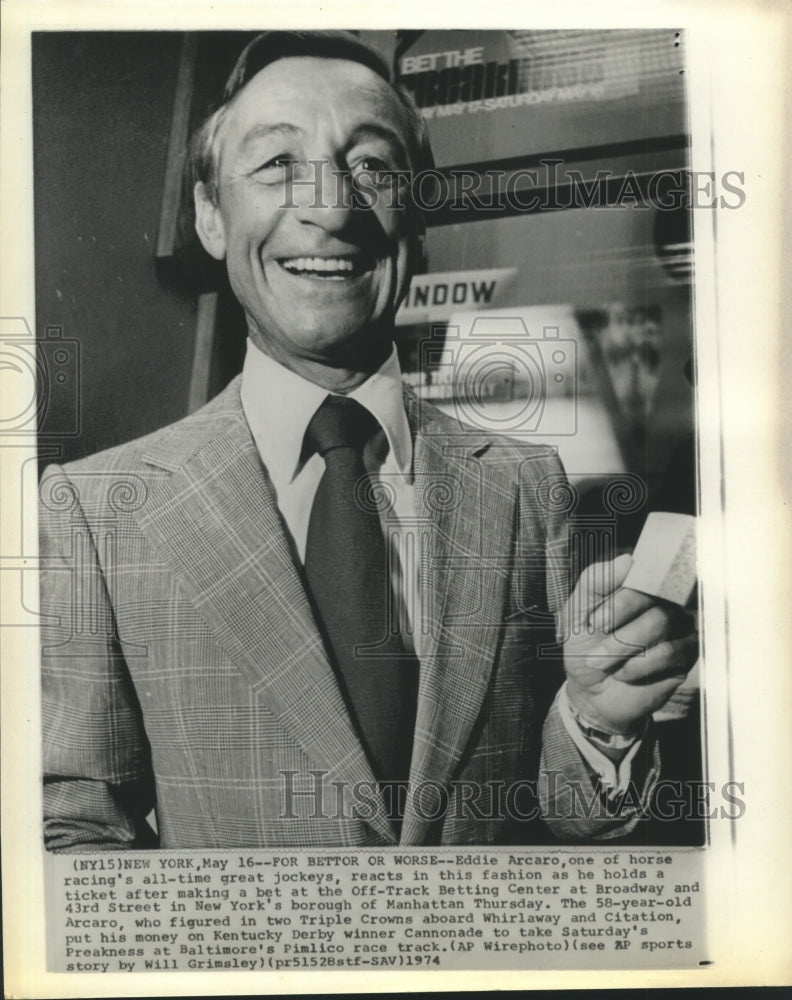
xmin=195 ymin=56 xmax=418 ymax=369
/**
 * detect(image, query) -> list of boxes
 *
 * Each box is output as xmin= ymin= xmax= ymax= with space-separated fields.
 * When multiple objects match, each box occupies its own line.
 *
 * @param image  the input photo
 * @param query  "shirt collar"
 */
xmin=240 ymin=338 xmax=412 ymax=489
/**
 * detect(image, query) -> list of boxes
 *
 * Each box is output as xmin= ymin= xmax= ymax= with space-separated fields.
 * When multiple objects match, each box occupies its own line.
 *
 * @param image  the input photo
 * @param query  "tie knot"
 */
xmin=305 ymin=395 xmax=379 ymax=458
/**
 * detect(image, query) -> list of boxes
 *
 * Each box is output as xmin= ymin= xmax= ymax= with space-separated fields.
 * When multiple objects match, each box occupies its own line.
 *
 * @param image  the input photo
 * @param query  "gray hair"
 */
xmin=189 ymin=30 xmax=434 ymax=203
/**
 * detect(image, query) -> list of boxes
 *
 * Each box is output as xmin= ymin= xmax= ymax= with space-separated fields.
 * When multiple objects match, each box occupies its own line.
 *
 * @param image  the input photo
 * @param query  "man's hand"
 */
xmin=560 ymin=554 xmax=698 ymax=736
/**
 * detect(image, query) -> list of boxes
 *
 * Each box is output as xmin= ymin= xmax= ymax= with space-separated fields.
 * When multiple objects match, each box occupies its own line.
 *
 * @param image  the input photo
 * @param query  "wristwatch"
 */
xmin=566 ymin=698 xmax=646 ymax=751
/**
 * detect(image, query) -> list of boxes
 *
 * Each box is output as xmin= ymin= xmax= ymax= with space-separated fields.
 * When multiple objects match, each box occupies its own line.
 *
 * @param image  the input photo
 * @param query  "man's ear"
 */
xmin=194 ymin=181 xmax=227 ymax=260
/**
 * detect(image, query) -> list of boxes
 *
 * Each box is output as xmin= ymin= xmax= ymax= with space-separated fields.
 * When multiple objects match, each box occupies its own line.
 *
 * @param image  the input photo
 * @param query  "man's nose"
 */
xmin=286 ymin=158 xmax=356 ymax=232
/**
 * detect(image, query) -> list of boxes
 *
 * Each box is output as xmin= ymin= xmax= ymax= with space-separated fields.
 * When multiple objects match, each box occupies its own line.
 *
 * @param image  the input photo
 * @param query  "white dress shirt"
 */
xmin=239 ymin=338 xmax=638 ymax=792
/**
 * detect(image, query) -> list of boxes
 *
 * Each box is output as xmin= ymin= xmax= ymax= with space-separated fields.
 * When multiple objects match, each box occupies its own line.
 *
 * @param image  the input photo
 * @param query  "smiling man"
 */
xmin=39 ymin=31 xmax=697 ymax=851
xmin=193 ymin=53 xmax=418 ymax=383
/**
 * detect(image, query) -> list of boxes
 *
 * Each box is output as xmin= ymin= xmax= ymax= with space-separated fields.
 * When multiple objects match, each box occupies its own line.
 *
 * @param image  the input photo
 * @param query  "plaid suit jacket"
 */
xmin=41 ymin=377 xmax=652 ymax=850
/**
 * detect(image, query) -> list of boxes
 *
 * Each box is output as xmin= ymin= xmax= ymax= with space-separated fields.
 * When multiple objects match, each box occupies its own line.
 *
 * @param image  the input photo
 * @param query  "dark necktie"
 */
xmin=303 ymin=395 xmax=418 ymax=819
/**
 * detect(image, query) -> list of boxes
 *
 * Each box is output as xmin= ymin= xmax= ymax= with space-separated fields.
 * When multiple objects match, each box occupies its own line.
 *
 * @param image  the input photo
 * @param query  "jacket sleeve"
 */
xmin=539 ymin=693 xmax=661 ymax=841
xmin=40 ymin=464 xmax=158 ymax=851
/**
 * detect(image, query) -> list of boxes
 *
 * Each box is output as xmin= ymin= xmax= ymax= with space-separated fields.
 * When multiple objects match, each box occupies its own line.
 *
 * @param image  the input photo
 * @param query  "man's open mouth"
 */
xmin=278 ymin=256 xmax=373 ymax=280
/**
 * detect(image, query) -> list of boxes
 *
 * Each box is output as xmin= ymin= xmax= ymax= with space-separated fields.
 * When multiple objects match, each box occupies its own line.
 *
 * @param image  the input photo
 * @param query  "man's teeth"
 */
xmin=281 ymin=257 xmax=358 ymax=276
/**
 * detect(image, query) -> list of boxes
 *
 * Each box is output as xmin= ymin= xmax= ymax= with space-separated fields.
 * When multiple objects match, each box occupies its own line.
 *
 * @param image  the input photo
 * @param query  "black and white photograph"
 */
xmin=35 ymin=26 xmax=705 ymax=853
xmin=2 ymin=1 xmax=790 ymax=994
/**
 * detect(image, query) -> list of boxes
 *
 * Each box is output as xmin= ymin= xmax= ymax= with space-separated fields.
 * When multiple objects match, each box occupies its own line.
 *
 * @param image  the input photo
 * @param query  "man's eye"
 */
xmin=351 ymin=157 xmax=389 ymax=176
xmin=350 ymin=158 xmax=403 ymax=191
xmin=254 ymin=155 xmax=297 ymax=174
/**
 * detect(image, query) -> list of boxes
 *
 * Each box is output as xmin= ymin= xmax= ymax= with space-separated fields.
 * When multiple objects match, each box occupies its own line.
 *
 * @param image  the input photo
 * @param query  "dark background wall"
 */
xmin=33 ymin=32 xmax=196 ymax=467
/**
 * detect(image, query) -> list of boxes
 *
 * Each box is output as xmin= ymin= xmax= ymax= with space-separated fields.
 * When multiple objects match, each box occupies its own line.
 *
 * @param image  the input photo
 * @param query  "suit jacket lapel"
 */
xmin=400 ymin=388 xmax=517 ymax=844
xmin=133 ymin=379 xmax=396 ymax=843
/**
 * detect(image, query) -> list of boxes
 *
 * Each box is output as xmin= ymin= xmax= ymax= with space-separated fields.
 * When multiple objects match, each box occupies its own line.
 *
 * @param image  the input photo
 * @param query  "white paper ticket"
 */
xmin=622 ymin=511 xmax=697 ymax=606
